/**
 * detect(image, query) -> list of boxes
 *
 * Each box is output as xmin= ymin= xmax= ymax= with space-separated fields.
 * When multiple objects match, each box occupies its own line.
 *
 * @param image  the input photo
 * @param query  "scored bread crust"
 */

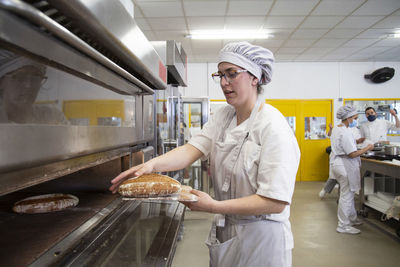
xmin=13 ymin=193 xmax=79 ymax=214
xmin=118 ymin=173 xmax=181 ymax=197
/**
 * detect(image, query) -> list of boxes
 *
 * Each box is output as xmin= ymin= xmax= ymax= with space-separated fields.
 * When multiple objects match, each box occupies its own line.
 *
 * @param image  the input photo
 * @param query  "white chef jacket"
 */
xmin=360 ymin=119 xmax=399 ymax=143
xmin=189 ymin=103 xmax=300 ymax=219
xmin=329 ymin=126 xmax=357 ymax=166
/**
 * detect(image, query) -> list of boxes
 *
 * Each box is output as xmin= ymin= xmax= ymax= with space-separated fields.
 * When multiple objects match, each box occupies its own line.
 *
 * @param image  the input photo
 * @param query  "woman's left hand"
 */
xmin=180 ymin=189 xmax=218 ymax=213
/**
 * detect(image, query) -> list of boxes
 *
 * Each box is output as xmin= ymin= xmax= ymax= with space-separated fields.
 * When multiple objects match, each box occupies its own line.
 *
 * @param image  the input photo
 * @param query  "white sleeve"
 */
xmin=386 ymin=120 xmax=399 ymax=131
xmin=256 ymin=112 xmax=300 ymax=204
xmin=341 ymin=129 xmax=357 ymax=155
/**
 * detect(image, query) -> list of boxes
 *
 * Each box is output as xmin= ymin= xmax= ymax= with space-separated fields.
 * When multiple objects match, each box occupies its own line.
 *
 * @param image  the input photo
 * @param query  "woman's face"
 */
xmin=218 ymin=62 xmax=258 ymax=109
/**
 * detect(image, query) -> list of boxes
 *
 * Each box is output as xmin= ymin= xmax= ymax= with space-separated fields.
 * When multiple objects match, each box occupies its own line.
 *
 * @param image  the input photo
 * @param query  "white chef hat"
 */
xmin=336 ymin=105 xmax=358 ymax=120
xmin=218 ymin=41 xmax=274 ymax=85
xmin=0 ymin=50 xmax=46 ymax=78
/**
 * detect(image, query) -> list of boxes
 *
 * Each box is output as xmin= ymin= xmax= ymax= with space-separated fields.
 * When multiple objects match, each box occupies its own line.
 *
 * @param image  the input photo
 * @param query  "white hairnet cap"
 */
xmin=337 ymin=105 xmax=358 ymax=120
xmin=0 ymin=50 xmax=46 ymax=78
xmin=218 ymin=42 xmax=274 ymax=85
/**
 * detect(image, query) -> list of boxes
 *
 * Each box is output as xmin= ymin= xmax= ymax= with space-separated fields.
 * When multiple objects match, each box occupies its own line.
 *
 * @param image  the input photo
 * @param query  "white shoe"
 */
xmin=336 ymin=226 xmax=361 ymax=234
xmin=319 ymin=189 xmax=326 ymax=198
xmin=351 ymin=218 xmax=363 ymax=226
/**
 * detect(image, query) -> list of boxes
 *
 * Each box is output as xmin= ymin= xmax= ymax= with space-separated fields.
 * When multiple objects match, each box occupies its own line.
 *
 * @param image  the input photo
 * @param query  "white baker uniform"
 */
xmin=360 ymin=119 xmax=399 ymax=143
xmin=189 ymin=97 xmax=300 ymax=267
xmin=330 ymin=126 xmax=360 ymax=228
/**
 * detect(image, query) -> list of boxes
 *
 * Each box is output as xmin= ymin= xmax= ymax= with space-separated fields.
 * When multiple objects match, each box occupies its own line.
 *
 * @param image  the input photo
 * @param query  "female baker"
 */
xmin=110 ymin=42 xmax=300 ymax=267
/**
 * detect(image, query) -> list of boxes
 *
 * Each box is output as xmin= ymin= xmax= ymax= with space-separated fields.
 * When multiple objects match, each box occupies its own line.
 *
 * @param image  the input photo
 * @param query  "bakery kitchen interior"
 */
xmin=1 ymin=0 xmax=400 ymax=267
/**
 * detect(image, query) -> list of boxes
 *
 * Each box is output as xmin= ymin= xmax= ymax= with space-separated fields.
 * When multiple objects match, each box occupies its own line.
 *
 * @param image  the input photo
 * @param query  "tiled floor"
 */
xmin=172 ymin=182 xmax=400 ymax=267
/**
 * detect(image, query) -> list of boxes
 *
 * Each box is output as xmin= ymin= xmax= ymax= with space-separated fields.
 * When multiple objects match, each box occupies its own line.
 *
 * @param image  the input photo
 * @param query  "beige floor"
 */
xmin=172 ymin=182 xmax=400 ymax=267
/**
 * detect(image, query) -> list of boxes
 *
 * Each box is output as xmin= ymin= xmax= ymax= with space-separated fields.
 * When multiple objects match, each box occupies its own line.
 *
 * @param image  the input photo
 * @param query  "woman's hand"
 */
xmin=109 ymin=161 xmax=155 ymax=193
xmin=181 ymin=189 xmax=218 ymax=213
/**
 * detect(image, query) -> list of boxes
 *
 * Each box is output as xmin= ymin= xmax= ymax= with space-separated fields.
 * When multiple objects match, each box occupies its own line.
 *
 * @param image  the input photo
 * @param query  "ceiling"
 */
xmin=132 ymin=0 xmax=400 ymax=63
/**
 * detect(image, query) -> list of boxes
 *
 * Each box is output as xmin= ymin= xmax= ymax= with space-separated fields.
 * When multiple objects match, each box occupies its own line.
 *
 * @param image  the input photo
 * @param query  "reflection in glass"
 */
xmin=345 ymin=99 xmax=400 ymax=135
xmin=0 ymin=48 xmax=136 ymax=127
xmin=285 ymin=116 xmax=296 ymax=134
xmin=305 ymin=117 xmax=327 ymax=140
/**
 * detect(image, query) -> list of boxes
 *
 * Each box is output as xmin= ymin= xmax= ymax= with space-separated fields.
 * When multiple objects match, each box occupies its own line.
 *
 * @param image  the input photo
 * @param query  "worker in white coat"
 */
xmin=330 ymin=106 xmax=374 ymax=234
xmin=360 ymin=106 xmax=400 ymax=144
xmin=110 ymin=42 xmax=300 ymax=266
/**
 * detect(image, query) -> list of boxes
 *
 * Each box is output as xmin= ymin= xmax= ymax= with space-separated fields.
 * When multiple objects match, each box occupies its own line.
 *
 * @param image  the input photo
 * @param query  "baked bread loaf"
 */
xmin=118 ymin=173 xmax=181 ymax=197
xmin=13 ymin=193 xmax=79 ymax=214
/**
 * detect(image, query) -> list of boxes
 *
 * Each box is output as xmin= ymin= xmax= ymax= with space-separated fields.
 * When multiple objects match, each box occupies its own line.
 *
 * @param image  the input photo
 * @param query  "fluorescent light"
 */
xmin=394 ymin=33 xmax=400 ymax=38
xmin=185 ymin=30 xmax=273 ymax=40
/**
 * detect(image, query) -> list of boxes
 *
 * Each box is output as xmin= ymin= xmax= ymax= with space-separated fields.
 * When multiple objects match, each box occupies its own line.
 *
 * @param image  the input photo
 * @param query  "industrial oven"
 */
xmin=0 ymin=0 xmax=185 ymax=266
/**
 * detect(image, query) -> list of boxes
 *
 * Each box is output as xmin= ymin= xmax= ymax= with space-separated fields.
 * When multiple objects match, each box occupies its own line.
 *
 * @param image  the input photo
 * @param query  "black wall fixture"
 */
xmin=364 ymin=67 xmax=395 ymax=83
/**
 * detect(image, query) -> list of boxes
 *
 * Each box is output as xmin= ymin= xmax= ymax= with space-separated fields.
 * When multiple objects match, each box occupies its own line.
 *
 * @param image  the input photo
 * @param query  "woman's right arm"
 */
xmin=110 ymin=144 xmax=203 ymax=193
xmin=348 ymin=144 xmax=374 ymax=158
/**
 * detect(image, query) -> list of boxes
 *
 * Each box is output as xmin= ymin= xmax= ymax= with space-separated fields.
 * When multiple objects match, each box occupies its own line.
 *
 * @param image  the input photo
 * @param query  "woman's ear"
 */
xmin=251 ymin=76 xmax=259 ymax=86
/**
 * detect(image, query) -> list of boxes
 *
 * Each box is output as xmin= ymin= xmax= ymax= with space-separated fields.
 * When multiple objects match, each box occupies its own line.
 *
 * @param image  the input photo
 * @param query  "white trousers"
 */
xmin=332 ymin=165 xmax=357 ymax=228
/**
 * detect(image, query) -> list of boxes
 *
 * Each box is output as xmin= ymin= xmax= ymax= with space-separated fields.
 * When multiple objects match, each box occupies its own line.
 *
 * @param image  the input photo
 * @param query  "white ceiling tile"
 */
xmin=136 ymin=18 xmax=151 ymax=31
xmin=291 ymin=29 xmax=329 ymax=39
xmin=227 ymin=1 xmax=273 ymax=16
xmin=154 ymin=30 xmax=187 ymax=40
xmin=224 ymin=16 xmax=265 ymax=30
xmin=191 ymin=40 xmax=223 ymax=50
xmin=335 ymin=16 xmax=384 ymax=29
xmin=354 ymin=46 xmax=391 ymax=55
xmin=264 ymin=16 xmax=305 ymax=29
xmin=295 ymin=54 xmax=323 ymax=61
xmin=324 ymin=29 xmax=364 ymax=38
xmin=373 ymin=46 xmax=400 ymax=60
xmin=342 ymin=38 xmax=380 ymax=47
xmin=254 ymin=39 xmax=285 ymax=48
xmin=142 ymin=30 xmax=157 ymax=41
xmin=312 ymin=38 xmax=349 ymax=47
xmin=278 ymin=47 xmax=307 ymax=54
xmin=372 ymin=15 xmax=400 ymax=28
xmin=372 ymin=37 xmax=400 ymax=46
xmin=284 ymin=39 xmax=316 ymax=47
xmin=353 ymin=0 xmax=400 ymax=15
xmin=184 ymin=1 xmax=227 ymax=16
xmin=302 ymin=47 xmax=333 ymax=55
xmin=311 ymin=0 xmax=365 ymax=16
xmin=274 ymin=54 xmax=297 ymax=61
xmin=328 ymin=47 xmax=362 ymax=56
xmin=147 ymin=17 xmax=187 ymax=30
xmin=300 ymin=16 xmax=345 ymax=28
xmin=357 ymin=28 xmax=394 ymax=38
xmin=187 ymin=17 xmax=225 ymax=30
xmin=270 ymin=0 xmax=319 ymax=16
xmin=138 ymin=1 xmax=183 ymax=17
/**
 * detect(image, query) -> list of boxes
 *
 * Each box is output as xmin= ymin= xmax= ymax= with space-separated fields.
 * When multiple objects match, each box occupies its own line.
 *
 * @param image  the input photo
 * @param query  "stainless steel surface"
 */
xmin=385 ymin=145 xmax=400 ymax=156
xmin=0 ymin=124 xmax=138 ymax=174
xmin=46 ymin=0 xmax=167 ymax=90
xmin=0 ymin=147 xmax=130 ymax=196
xmin=29 ymin=196 xmax=129 ymax=267
xmin=0 ymin=0 xmax=156 ymax=94
xmin=0 ymin=191 xmax=121 ymax=267
xmin=152 ymin=40 xmax=187 ymax=86
xmin=143 ymin=94 xmax=156 ymax=141
xmin=53 ymin=201 xmax=185 ymax=267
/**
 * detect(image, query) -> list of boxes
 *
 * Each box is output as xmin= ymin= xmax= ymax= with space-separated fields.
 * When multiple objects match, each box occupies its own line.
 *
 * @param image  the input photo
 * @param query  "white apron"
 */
xmin=205 ymin=97 xmax=291 ymax=267
xmin=333 ymin=156 xmax=361 ymax=192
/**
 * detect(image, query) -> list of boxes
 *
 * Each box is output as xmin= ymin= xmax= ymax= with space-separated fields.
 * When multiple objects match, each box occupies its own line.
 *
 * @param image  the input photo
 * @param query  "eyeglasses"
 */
xmin=211 ymin=69 xmax=248 ymax=84
xmin=6 ymin=72 xmax=48 ymax=86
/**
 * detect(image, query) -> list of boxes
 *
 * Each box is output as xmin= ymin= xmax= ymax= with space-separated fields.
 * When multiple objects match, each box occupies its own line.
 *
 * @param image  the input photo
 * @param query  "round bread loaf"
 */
xmin=13 ymin=193 xmax=79 ymax=214
xmin=118 ymin=173 xmax=181 ymax=197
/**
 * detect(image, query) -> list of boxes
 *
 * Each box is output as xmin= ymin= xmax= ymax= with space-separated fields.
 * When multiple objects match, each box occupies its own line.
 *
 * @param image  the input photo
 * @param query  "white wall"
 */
xmin=184 ymin=61 xmax=400 ymax=124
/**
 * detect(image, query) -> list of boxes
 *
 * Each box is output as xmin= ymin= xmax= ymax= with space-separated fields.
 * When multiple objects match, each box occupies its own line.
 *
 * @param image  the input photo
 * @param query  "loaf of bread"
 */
xmin=118 ymin=173 xmax=181 ymax=197
xmin=13 ymin=193 xmax=79 ymax=214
